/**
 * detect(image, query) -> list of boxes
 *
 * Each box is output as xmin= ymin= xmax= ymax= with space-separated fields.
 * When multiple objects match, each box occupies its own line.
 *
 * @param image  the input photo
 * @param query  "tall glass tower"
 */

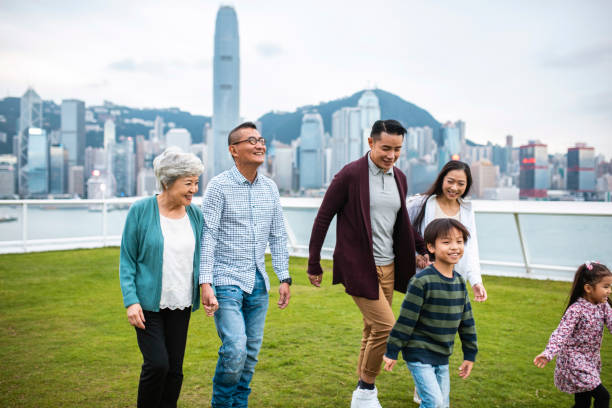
xmin=358 ymin=90 xmax=381 ymax=155
xmin=212 ymin=5 xmax=240 ymax=176
xmin=299 ymin=112 xmax=325 ymax=190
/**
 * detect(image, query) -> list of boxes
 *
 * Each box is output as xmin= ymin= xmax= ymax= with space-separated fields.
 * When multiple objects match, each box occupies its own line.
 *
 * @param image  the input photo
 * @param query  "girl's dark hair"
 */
xmin=567 ymin=262 xmax=612 ymax=310
xmin=412 ymin=160 xmax=473 ymax=235
xmin=423 ymin=218 xmax=470 ymax=248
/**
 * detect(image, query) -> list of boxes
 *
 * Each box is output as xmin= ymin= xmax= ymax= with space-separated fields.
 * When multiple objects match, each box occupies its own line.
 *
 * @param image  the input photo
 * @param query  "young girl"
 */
xmin=534 ymin=262 xmax=612 ymax=408
xmin=407 ymin=160 xmax=487 ymax=302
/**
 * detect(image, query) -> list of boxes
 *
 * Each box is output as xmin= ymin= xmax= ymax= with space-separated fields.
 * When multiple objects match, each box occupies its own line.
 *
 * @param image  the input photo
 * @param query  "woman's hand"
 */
xmin=472 ymin=283 xmax=488 ymax=302
xmin=201 ymin=284 xmax=219 ymax=317
xmin=416 ymin=254 xmax=431 ymax=269
xmin=127 ymin=303 xmax=146 ymax=329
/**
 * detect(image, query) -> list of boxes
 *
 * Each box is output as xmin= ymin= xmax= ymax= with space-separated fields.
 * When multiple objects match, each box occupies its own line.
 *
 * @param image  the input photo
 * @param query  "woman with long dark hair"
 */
xmin=407 ymin=160 xmax=487 ymax=301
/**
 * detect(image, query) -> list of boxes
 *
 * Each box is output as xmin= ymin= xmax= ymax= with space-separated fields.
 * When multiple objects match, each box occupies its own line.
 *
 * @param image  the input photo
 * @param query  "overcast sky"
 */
xmin=1 ymin=0 xmax=611 ymax=156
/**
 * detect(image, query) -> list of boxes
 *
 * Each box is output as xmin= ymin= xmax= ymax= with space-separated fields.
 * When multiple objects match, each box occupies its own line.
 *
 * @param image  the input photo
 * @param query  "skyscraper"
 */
xmin=567 ymin=144 xmax=595 ymax=194
xmin=166 ymin=128 xmax=192 ymax=152
xmin=298 ymin=112 xmax=325 ymax=190
xmin=17 ymin=88 xmax=43 ymax=197
xmin=24 ymin=128 xmax=49 ymax=197
xmin=331 ymin=107 xmax=361 ymax=177
xmin=358 ymin=90 xmax=381 ymax=155
xmin=61 ymin=99 xmax=86 ymax=167
xmin=519 ymin=141 xmax=549 ymax=199
xmin=212 ymin=5 xmax=240 ymax=176
xmin=49 ymin=145 xmax=68 ymax=194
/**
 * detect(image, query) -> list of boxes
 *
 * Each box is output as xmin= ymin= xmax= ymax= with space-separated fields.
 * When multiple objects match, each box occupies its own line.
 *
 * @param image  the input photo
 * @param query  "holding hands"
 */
xmin=201 ymin=284 xmax=219 ymax=317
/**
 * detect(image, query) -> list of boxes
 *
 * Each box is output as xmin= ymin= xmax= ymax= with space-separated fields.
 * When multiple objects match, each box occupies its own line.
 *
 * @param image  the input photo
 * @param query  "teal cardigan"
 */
xmin=119 ymin=195 xmax=202 ymax=312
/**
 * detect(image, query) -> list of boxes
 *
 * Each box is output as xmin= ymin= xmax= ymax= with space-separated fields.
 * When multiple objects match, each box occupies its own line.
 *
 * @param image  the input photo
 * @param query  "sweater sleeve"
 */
xmin=307 ymin=170 xmax=349 ymax=275
xmin=385 ymin=277 xmax=425 ymax=359
xmin=458 ymin=290 xmax=478 ymax=361
xmin=542 ymin=303 xmax=581 ymax=360
xmin=119 ymin=204 xmax=141 ymax=308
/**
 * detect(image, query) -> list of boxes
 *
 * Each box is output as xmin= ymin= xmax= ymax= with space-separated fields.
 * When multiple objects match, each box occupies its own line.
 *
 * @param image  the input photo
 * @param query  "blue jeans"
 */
xmin=407 ymin=361 xmax=450 ymax=408
xmin=212 ymin=272 xmax=269 ymax=408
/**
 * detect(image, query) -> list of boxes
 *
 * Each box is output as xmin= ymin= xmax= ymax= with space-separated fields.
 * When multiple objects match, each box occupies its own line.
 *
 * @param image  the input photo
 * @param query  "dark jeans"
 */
xmin=574 ymin=384 xmax=610 ymax=408
xmin=135 ymin=307 xmax=191 ymax=408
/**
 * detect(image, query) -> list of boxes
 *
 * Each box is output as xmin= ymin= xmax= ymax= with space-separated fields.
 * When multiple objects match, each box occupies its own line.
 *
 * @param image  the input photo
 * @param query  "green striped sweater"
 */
xmin=385 ymin=265 xmax=478 ymax=365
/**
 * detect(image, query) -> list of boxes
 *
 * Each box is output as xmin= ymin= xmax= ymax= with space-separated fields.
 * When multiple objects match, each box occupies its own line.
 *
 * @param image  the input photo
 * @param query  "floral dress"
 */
xmin=541 ymin=297 xmax=612 ymax=393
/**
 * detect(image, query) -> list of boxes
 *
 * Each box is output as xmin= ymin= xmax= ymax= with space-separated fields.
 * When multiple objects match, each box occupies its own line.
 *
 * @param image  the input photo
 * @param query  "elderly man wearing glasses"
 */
xmin=200 ymin=122 xmax=291 ymax=408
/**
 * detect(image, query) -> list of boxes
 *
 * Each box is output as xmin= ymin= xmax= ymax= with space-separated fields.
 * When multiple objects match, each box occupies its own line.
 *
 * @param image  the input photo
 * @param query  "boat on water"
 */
xmin=0 ymin=215 xmax=17 ymax=223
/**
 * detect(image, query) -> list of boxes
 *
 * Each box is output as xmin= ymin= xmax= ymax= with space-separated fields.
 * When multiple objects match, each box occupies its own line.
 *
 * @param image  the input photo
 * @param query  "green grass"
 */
xmin=0 ymin=249 xmax=610 ymax=407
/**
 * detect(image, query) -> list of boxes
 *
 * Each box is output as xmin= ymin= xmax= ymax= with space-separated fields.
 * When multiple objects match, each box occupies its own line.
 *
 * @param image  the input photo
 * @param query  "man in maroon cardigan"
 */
xmin=307 ymin=119 xmax=428 ymax=408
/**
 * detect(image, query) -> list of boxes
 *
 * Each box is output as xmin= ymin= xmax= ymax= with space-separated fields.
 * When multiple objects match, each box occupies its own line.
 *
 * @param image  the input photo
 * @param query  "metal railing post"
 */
xmin=102 ymin=199 xmax=108 ymax=247
xmin=22 ymin=202 xmax=28 ymax=252
xmin=513 ymin=212 xmax=531 ymax=274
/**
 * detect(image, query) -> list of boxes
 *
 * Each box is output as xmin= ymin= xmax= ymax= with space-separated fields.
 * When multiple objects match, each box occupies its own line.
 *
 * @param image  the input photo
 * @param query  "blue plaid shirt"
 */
xmin=199 ymin=166 xmax=290 ymax=293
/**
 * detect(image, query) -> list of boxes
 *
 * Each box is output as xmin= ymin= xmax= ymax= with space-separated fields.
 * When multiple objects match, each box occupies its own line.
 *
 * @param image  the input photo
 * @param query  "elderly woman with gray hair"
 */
xmin=119 ymin=147 xmax=217 ymax=407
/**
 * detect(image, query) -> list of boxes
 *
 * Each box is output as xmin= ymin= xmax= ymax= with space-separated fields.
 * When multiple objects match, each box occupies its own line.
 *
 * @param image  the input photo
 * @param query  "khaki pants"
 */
xmin=351 ymin=263 xmax=395 ymax=379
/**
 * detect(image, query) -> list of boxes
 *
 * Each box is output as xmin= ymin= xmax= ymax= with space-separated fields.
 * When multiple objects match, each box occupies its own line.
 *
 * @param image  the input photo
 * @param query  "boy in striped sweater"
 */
xmin=383 ymin=218 xmax=478 ymax=408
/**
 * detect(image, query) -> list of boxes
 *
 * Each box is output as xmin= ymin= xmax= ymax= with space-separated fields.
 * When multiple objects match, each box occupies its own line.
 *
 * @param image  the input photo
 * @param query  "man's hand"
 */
xmin=458 ymin=360 xmax=473 ymax=379
xmin=416 ymin=254 xmax=431 ymax=269
xmin=383 ymin=356 xmax=397 ymax=372
xmin=200 ymin=284 xmax=219 ymax=317
xmin=308 ymin=273 xmax=322 ymax=287
xmin=533 ymin=353 xmax=549 ymax=368
xmin=472 ymin=283 xmax=488 ymax=302
xmin=127 ymin=303 xmax=146 ymax=329
xmin=278 ymin=282 xmax=291 ymax=309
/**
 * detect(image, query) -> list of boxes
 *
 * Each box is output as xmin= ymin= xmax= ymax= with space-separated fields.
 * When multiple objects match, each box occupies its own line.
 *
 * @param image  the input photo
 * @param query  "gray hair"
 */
xmin=153 ymin=147 xmax=204 ymax=191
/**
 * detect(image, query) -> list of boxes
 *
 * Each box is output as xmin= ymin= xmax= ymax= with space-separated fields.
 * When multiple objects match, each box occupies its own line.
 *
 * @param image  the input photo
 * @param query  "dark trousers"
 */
xmin=135 ymin=307 xmax=191 ymax=408
xmin=574 ymin=384 xmax=610 ymax=408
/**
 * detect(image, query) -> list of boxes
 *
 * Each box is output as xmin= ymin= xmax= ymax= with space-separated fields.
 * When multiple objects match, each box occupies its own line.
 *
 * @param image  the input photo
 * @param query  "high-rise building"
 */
xmin=567 ymin=144 xmax=595 ymax=193
xmin=406 ymin=159 xmax=438 ymax=195
xmin=358 ymin=90 xmax=381 ymax=155
xmin=212 ymin=5 xmax=240 ymax=176
xmin=137 ymin=167 xmax=157 ymax=196
xmin=22 ymin=128 xmax=49 ymax=197
xmin=17 ymin=88 xmax=43 ymax=197
xmin=470 ymin=160 xmax=497 ymax=198
xmin=270 ymin=140 xmax=293 ymax=192
xmin=68 ymin=165 xmax=84 ymax=197
xmin=0 ymin=155 xmax=16 ymax=197
xmin=519 ymin=141 xmax=548 ymax=199
xmin=166 ymin=128 xmax=192 ymax=152
xmin=298 ymin=112 xmax=325 ymax=190
xmin=61 ymin=99 xmax=86 ymax=166
xmin=113 ymin=137 xmax=136 ymax=197
xmin=49 ymin=145 xmax=68 ymax=194
xmin=153 ymin=116 xmax=165 ymax=142
xmin=331 ymin=107 xmax=361 ymax=176
xmin=439 ymin=122 xmax=462 ymax=168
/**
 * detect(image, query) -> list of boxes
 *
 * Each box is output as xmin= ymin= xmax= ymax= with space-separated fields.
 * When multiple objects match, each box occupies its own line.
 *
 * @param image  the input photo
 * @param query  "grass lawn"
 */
xmin=0 ymin=248 xmax=611 ymax=407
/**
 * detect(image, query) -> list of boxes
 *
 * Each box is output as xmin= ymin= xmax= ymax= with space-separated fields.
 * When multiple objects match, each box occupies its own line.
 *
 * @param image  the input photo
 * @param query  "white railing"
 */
xmin=1 ymin=197 xmax=611 ymax=281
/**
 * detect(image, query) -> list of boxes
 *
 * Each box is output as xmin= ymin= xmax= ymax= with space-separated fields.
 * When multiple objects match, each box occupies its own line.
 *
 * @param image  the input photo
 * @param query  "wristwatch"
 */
xmin=280 ymin=277 xmax=292 ymax=286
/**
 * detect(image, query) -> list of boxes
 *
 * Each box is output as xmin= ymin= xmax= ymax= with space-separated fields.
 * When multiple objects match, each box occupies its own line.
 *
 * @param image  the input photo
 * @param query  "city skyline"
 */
xmin=1 ymin=1 xmax=610 ymax=157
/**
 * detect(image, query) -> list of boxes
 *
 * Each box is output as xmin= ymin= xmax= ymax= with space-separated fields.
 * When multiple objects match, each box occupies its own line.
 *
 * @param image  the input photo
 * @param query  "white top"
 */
xmin=407 ymin=194 xmax=482 ymax=287
xmin=434 ymin=198 xmax=461 ymax=221
xmin=159 ymin=213 xmax=195 ymax=310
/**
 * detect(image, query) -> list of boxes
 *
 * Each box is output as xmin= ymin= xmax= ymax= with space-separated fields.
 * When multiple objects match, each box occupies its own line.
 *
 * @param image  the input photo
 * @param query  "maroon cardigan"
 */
xmin=307 ymin=154 xmax=427 ymax=300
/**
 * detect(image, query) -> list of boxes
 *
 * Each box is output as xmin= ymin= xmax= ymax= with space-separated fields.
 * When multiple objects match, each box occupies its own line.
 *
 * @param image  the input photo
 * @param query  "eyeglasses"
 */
xmin=232 ymin=137 xmax=266 ymax=146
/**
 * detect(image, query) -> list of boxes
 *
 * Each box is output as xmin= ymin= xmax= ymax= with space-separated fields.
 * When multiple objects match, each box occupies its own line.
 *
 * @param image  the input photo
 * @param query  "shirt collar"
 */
xmin=367 ymin=152 xmax=394 ymax=176
xmin=230 ymin=165 xmax=260 ymax=185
